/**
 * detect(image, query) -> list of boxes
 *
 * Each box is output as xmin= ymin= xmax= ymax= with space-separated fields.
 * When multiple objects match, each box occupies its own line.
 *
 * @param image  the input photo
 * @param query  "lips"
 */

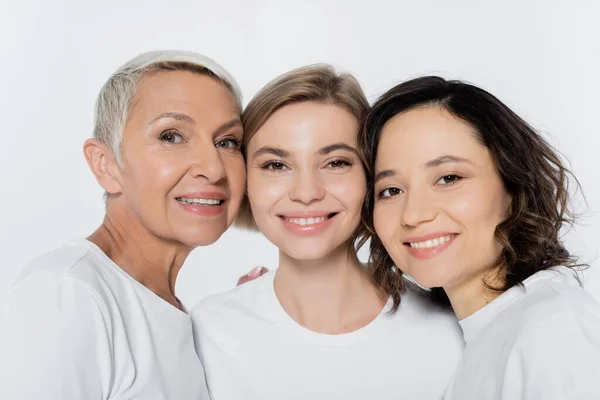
xmin=278 ymin=212 xmax=337 ymax=226
xmin=403 ymin=232 xmax=459 ymax=260
xmin=277 ymin=212 xmax=339 ymax=236
xmin=175 ymin=191 xmax=227 ymax=217
xmin=175 ymin=191 xmax=226 ymax=205
xmin=176 ymin=197 xmax=223 ymax=205
xmin=406 ymin=234 xmax=457 ymax=249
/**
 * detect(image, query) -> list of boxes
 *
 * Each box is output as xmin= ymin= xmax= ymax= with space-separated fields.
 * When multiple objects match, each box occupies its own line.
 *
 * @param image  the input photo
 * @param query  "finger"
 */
xmin=236 ymin=266 xmax=267 ymax=286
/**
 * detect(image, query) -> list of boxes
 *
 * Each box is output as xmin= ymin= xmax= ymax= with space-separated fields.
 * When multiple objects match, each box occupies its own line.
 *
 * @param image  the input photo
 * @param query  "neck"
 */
xmin=444 ymin=267 xmax=505 ymax=320
xmin=87 ymin=202 xmax=192 ymax=310
xmin=274 ymin=242 xmax=385 ymax=334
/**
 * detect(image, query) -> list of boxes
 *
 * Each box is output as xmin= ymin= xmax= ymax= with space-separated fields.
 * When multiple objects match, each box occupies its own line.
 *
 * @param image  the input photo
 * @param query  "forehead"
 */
xmin=376 ymin=106 xmax=488 ymax=167
xmin=129 ymin=70 xmax=239 ymax=124
xmin=249 ymin=102 xmax=359 ymax=151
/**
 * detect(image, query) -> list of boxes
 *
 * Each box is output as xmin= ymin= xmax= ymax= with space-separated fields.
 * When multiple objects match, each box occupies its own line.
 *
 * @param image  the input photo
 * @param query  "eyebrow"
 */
xmin=213 ymin=118 xmax=243 ymax=136
xmin=149 ymin=114 xmax=242 ymax=135
xmin=252 ymin=142 xmax=358 ymax=160
xmin=424 ymin=155 xmax=473 ymax=168
xmin=374 ymin=169 xmax=398 ymax=184
xmin=318 ymin=142 xmax=358 ymax=155
xmin=374 ymin=155 xmax=473 ymax=184
xmin=252 ymin=146 xmax=290 ymax=159
xmin=149 ymin=112 xmax=196 ymax=125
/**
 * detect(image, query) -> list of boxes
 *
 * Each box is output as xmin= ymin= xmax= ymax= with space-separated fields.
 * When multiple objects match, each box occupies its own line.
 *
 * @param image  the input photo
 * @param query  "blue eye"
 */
xmin=436 ymin=174 xmax=462 ymax=185
xmin=378 ymin=187 xmax=402 ymax=198
xmin=159 ymin=130 xmax=183 ymax=143
xmin=215 ymin=137 xmax=241 ymax=149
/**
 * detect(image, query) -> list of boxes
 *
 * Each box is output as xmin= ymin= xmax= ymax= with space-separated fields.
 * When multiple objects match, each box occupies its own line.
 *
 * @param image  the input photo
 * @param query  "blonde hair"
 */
xmin=235 ymin=64 xmax=369 ymax=231
xmin=93 ymin=50 xmax=242 ymax=163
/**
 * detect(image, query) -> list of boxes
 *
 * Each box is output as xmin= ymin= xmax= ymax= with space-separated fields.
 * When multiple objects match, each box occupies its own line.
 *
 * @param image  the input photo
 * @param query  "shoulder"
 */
xmin=517 ymin=268 xmax=600 ymax=331
xmin=11 ymin=239 xmax=115 ymax=288
xmin=387 ymin=281 xmax=463 ymax=341
xmin=492 ymin=270 xmax=600 ymax=395
xmin=4 ymin=240 xmax=110 ymax=321
xmin=191 ymin=271 xmax=273 ymax=325
xmin=0 ymin=242 xmax=113 ymax=399
xmin=16 ymin=239 xmax=94 ymax=280
xmin=499 ymin=268 xmax=600 ymax=353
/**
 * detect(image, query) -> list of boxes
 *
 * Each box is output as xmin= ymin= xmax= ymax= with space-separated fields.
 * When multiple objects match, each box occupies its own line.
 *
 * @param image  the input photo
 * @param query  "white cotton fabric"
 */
xmin=444 ymin=266 xmax=600 ymax=400
xmin=0 ymin=238 xmax=209 ymax=400
xmin=192 ymin=270 xmax=464 ymax=400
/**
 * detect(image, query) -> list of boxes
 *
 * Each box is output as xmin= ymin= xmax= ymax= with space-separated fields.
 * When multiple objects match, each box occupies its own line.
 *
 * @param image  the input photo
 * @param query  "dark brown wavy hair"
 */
xmin=358 ymin=76 xmax=583 ymax=311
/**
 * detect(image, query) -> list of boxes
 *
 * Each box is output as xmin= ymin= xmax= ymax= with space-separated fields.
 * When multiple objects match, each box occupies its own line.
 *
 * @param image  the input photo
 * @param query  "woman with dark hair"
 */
xmin=360 ymin=76 xmax=600 ymax=399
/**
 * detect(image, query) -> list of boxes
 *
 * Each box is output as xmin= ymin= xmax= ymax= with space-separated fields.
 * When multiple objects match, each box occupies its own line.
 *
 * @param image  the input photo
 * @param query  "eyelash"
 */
xmin=159 ymin=129 xmax=184 ymax=143
xmin=377 ymin=187 xmax=402 ymax=199
xmin=436 ymin=174 xmax=463 ymax=185
xmin=259 ymin=158 xmax=352 ymax=173
xmin=260 ymin=161 xmax=289 ymax=172
xmin=215 ymin=136 xmax=241 ymax=150
xmin=158 ymin=130 xmax=241 ymax=151
xmin=326 ymin=159 xmax=352 ymax=170
xmin=377 ymin=174 xmax=464 ymax=199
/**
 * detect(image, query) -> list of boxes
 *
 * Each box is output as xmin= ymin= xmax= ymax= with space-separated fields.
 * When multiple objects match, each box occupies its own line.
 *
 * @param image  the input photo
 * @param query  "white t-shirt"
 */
xmin=0 ymin=238 xmax=209 ymax=400
xmin=192 ymin=271 xmax=464 ymax=400
xmin=444 ymin=266 xmax=600 ymax=400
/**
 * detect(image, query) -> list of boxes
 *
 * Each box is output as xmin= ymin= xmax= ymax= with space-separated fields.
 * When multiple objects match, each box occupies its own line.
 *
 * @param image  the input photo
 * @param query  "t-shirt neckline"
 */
xmin=70 ymin=237 xmax=191 ymax=321
xmin=262 ymin=270 xmax=392 ymax=347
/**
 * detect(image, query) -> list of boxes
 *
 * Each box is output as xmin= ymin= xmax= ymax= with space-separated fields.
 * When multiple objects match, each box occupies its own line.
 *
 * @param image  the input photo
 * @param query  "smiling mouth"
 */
xmin=404 ymin=234 xmax=458 ymax=249
xmin=278 ymin=213 xmax=338 ymax=226
xmin=176 ymin=197 xmax=224 ymax=206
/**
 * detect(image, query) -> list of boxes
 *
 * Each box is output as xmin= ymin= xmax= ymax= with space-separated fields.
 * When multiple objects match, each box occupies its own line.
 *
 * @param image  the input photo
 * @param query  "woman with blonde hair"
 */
xmin=192 ymin=65 xmax=464 ymax=400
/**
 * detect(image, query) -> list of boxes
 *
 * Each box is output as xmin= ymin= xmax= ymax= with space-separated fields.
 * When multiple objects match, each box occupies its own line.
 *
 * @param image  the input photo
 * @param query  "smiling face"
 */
xmin=246 ymin=101 xmax=366 ymax=260
xmin=111 ymin=70 xmax=246 ymax=247
xmin=372 ymin=106 xmax=511 ymax=293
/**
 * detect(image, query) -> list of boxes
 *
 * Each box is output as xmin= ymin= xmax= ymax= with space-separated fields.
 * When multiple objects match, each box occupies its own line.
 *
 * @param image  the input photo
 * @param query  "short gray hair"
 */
xmin=93 ymin=50 xmax=242 ymax=161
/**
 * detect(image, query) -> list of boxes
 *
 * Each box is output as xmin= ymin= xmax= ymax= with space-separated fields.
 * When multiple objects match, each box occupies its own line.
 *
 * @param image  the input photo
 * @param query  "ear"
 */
xmin=83 ymin=139 xmax=123 ymax=195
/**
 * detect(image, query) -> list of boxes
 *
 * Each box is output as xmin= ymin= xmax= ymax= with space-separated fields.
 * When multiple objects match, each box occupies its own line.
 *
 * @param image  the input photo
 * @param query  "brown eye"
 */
xmin=379 ymin=187 xmax=402 ymax=198
xmin=437 ymin=175 xmax=462 ymax=185
xmin=159 ymin=130 xmax=183 ymax=143
xmin=327 ymin=159 xmax=351 ymax=169
xmin=261 ymin=161 xmax=288 ymax=171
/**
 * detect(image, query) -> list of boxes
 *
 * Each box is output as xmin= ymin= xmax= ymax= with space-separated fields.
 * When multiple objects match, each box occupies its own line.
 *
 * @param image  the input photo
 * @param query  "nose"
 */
xmin=188 ymin=142 xmax=227 ymax=183
xmin=400 ymin=188 xmax=437 ymax=227
xmin=288 ymin=168 xmax=326 ymax=205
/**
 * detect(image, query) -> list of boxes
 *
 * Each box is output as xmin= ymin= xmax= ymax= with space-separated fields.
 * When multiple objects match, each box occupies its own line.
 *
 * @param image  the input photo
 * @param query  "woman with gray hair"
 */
xmin=0 ymin=50 xmax=245 ymax=399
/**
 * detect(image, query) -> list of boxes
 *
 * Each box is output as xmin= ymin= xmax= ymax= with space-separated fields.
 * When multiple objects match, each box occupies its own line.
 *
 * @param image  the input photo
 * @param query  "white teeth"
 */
xmin=285 ymin=216 xmax=327 ymax=226
xmin=409 ymin=234 xmax=455 ymax=249
xmin=177 ymin=197 xmax=221 ymax=205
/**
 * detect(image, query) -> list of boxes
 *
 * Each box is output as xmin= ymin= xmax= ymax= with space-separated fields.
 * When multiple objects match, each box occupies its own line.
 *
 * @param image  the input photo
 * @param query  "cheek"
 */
xmin=373 ymin=203 xmax=395 ymax=243
xmin=124 ymin=152 xmax=180 ymax=196
xmin=247 ymin=172 xmax=286 ymax=213
xmin=224 ymin=156 xmax=246 ymax=196
xmin=325 ymin=172 xmax=366 ymax=213
xmin=446 ymin=183 xmax=508 ymax=237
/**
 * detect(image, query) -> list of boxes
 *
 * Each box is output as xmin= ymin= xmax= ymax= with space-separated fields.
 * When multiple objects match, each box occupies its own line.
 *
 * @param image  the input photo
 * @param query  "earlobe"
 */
xmin=83 ymin=139 xmax=123 ymax=195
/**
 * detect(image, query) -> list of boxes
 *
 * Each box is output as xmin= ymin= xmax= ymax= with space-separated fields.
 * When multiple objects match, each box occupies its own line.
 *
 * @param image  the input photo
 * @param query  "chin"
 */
xmin=279 ymin=243 xmax=333 ymax=261
xmin=178 ymin=227 xmax=228 ymax=248
xmin=402 ymin=268 xmax=453 ymax=290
